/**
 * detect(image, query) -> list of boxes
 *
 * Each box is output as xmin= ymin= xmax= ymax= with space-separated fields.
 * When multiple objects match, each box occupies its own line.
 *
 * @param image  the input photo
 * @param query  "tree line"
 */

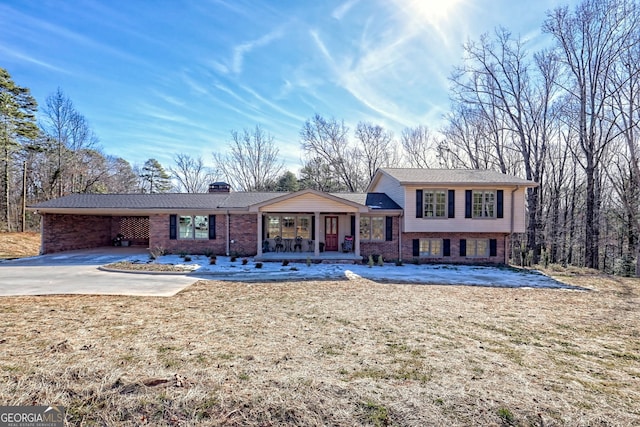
xmin=1 ymin=0 xmax=639 ymax=275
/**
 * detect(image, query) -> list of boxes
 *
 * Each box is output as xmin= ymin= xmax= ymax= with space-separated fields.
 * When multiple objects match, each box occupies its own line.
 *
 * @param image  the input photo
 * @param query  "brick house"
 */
xmin=30 ymin=168 xmax=536 ymax=264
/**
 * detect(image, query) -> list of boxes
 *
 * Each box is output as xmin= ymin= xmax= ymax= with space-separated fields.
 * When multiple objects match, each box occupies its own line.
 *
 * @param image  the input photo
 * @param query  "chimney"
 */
xmin=208 ymin=182 xmax=231 ymax=193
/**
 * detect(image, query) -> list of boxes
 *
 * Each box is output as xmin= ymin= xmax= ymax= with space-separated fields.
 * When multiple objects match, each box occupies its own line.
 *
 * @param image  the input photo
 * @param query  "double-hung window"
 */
xmin=419 ymin=239 xmax=442 ymax=257
xmin=424 ymin=190 xmax=447 ymax=218
xmin=266 ymin=215 xmax=311 ymax=239
xmin=360 ymin=216 xmax=385 ymax=241
xmin=179 ymin=215 xmax=208 ymax=239
xmin=473 ymin=190 xmax=495 ymax=218
xmin=467 ymin=239 xmax=489 ymax=257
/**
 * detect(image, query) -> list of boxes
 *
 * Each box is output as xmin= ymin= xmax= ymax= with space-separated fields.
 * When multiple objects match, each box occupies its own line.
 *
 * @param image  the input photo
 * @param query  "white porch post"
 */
xmin=257 ymin=212 xmax=263 ymax=257
xmin=354 ymin=212 xmax=360 ymax=257
xmin=314 ymin=212 xmax=320 ymax=256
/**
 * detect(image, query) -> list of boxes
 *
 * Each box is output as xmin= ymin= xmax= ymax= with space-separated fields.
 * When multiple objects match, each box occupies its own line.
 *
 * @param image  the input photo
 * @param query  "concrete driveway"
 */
xmin=0 ymin=247 xmax=197 ymax=297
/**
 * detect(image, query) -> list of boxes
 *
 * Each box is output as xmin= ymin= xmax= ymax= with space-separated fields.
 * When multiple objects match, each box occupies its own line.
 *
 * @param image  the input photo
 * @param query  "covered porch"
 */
xmin=250 ymin=190 xmax=369 ymax=258
xmin=255 ymin=251 xmax=362 ymax=263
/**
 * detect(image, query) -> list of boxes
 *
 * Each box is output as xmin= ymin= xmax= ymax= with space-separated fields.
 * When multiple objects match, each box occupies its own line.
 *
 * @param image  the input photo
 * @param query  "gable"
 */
xmin=255 ymin=192 xmax=365 ymax=213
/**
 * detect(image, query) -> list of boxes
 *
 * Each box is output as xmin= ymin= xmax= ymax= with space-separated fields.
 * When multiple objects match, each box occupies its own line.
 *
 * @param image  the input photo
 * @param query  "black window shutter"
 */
xmin=448 ymin=190 xmax=455 ymax=218
xmin=385 ymin=216 xmax=393 ymax=241
xmin=443 ymin=239 xmax=450 ymax=256
xmin=412 ymin=239 xmax=420 ymax=257
xmin=497 ymin=190 xmax=504 ymax=218
xmin=351 ymin=216 xmax=356 ymax=236
xmin=416 ymin=190 xmax=423 ymax=218
xmin=311 ymin=216 xmax=315 ymax=240
xmin=489 ymin=239 xmax=497 ymax=256
xmin=169 ymin=215 xmax=177 ymax=240
xmin=460 ymin=239 xmax=467 ymax=256
xmin=465 ymin=190 xmax=472 ymax=218
xmin=209 ymin=215 xmax=216 ymax=240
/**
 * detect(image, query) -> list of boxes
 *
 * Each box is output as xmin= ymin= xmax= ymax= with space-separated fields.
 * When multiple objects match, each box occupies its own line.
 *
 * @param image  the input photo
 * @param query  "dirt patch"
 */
xmin=0 ymin=232 xmax=40 ymax=259
xmin=0 ymin=273 xmax=638 ymax=426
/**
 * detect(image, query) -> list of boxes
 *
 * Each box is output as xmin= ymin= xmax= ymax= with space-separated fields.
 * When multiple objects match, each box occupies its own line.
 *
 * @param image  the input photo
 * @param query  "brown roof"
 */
xmin=376 ymin=168 xmax=537 ymax=186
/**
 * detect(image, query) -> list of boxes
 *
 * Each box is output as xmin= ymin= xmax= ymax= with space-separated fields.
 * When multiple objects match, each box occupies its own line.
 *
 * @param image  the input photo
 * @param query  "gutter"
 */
xmin=398 ymin=211 xmax=403 ymax=262
xmin=226 ymin=210 xmax=231 ymax=256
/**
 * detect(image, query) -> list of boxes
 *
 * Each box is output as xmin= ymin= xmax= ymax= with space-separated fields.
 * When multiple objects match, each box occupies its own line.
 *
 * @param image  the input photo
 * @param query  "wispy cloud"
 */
xmin=0 ymin=45 xmax=69 ymax=74
xmin=332 ymin=0 xmax=361 ymax=20
xmin=231 ymin=28 xmax=284 ymax=74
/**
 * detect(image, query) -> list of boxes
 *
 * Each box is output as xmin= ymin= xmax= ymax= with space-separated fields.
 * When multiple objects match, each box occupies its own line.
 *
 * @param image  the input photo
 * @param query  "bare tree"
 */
xmin=213 ymin=125 xmax=283 ymax=191
xmin=170 ymin=153 xmax=215 ymax=193
xmin=355 ymin=121 xmax=398 ymax=181
xmin=300 ymin=114 xmax=365 ymax=192
xmin=543 ymin=0 xmax=640 ymax=268
xmin=400 ymin=125 xmax=435 ymax=168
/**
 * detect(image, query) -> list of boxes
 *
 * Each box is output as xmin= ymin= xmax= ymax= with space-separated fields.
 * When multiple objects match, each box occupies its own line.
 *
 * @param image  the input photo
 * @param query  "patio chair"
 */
xmin=342 ymin=235 xmax=354 ymax=252
xmin=274 ymin=236 xmax=284 ymax=252
xmin=294 ymin=236 xmax=303 ymax=252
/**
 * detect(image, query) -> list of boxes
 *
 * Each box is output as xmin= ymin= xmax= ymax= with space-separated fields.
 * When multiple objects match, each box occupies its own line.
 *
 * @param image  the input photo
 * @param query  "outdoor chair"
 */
xmin=274 ymin=236 xmax=284 ymax=252
xmin=294 ymin=236 xmax=303 ymax=252
xmin=342 ymin=235 xmax=354 ymax=252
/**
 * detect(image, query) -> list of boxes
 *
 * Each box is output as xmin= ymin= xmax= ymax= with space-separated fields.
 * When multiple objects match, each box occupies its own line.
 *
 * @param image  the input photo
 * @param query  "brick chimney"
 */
xmin=208 ymin=182 xmax=231 ymax=193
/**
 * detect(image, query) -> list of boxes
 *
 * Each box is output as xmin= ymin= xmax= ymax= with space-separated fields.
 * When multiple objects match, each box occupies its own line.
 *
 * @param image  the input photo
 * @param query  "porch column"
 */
xmin=314 ymin=212 xmax=320 ymax=256
xmin=257 ymin=213 xmax=263 ymax=257
xmin=354 ymin=212 xmax=360 ymax=257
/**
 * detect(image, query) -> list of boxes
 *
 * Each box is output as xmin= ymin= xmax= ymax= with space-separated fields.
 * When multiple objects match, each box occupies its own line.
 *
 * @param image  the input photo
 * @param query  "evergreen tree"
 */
xmin=275 ymin=171 xmax=299 ymax=192
xmin=140 ymin=158 xmax=172 ymax=193
xmin=0 ymin=68 xmax=38 ymax=231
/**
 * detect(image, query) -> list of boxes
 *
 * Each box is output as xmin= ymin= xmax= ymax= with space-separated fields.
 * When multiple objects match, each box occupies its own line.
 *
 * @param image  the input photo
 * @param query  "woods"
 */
xmin=1 ymin=0 xmax=639 ymax=275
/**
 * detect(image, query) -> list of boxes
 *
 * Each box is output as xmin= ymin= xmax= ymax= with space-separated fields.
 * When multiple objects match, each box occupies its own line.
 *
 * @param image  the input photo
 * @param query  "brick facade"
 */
xmin=360 ymin=216 xmax=400 ymax=262
xmin=42 ymin=214 xmax=112 ymax=253
xmin=148 ymin=214 xmax=227 ymax=255
xmin=401 ymin=232 xmax=508 ymax=264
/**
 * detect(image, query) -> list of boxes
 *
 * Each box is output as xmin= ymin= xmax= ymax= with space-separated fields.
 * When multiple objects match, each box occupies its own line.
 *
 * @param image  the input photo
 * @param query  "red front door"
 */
xmin=324 ymin=216 xmax=339 ymax=251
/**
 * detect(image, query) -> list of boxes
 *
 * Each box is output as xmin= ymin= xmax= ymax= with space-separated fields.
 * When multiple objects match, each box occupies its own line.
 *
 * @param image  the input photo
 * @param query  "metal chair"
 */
xmin=274 ymin=236 xmax=284 ymax=252
xmin=294 ymin=236 xmax=303 ymax=252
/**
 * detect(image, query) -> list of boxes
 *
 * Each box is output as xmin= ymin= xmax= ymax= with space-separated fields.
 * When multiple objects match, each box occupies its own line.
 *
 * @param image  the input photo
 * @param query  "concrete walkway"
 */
xmin=0 ymin=247 xmax=197 ymax=297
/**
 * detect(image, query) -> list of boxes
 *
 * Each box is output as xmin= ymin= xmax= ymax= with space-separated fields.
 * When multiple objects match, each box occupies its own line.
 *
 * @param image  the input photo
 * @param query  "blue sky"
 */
xmin=1 ymin=0 xmax=576 ymax=172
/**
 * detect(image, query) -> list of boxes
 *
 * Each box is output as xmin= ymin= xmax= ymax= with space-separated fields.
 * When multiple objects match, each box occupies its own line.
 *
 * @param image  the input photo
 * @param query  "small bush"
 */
xmin=412 ymin=257 xmax=420 ymax=265
xmin=306 ymin=256 xmax=311 ymax=267
xmin=255 ymin=262 xmax=263 ymax=269
xmin=203 ymin=249 xmax=214 ymax=257
xmin=368 ymin=255 xmax=374 ymax=268
xmin=282 ymin=260 xmax=289 ymax=266
xmin=395 ymin=259 xmax=403 ymax=266
xmin=290 ymin=267 xmax=298 ymax=271
xmin=613 ymin=256 xmax=635 ymax=277
xmin=149 ymin=246 xmax=166 ymax=260
xmin=209 ymin=256 xmax=216 ymax=265
xmin=183 ymin=255 xmax=192 ymax=262
xmin=377 ymin=255 xmax=384 ymax=267
xmin=497 ymin=407 xmax=515 ymax=425
xmin=230 ymin=256 xmax=238 ymax=262
xmin=242 ymin=258 xmax=248 ymax=265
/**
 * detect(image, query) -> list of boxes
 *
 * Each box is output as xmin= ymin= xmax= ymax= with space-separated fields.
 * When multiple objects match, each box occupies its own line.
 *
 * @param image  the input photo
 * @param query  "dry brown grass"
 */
xmin=0 ymin=232 xmax=40 ymax=259
xmin=0 ymin=272 xmax=639 ymax=426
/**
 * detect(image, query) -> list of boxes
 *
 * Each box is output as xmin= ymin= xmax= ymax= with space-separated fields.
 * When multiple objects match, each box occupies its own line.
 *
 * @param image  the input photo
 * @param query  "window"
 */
xmin=360 ymin=216 xmax=385 ymax=241
xmin=267 ymin=215 xmax=311 ymax=239
xmin=467 ymin=239 xmax=489 ymax=257
xmin=424 ymin=190 xmax=446 ymax=218
xmin=419 ymin=239 xmax=442 ymax=257
xmin=473 ymin=190 xmax=495 ymax=218
xmin=179 ymin=215 xmax=208 ymax=239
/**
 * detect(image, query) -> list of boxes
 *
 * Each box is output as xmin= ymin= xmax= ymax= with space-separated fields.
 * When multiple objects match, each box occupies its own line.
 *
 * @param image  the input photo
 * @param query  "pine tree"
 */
xmin=0 ymin=68 xmax=38 ymax=231
xmin=140 ymin=158 xmax=172 ymax=193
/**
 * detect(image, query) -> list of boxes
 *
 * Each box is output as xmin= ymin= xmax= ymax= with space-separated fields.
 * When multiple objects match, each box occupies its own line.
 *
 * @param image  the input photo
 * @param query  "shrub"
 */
xmin=230 ymin=256 xmax=238 ymax=262
xmin=395 ymin=259 xmax=403 ymax=266
xmin=241 ymin=258 xmax=248 ymax=265
xmin=149 ymin=246 xmax=166 ymax=260
xmin=203 ymin=249 xmax=214 ymax=257
xmin=377 ymin=255 xmax=384 ymax=267
xmin=282 ymin=260 xmax=289 ymax=266
xmin=290 ymin=267 xmax=298 ymax=271
xmin=183 ymin=255 xmax=192 ymax=262
xmin=412 ymin=258 xmax=420 ymax=265
xmin=255 ymin=262 xmax=263 ymax=269
xmin=209 ymin=256 xmax=217 ymax=265
xmin=613 ymin=256 xmax=635 ymax=277
xmin=306 ymin=256 xmax=311 ymax=267
xmin=368 ymin=255 xmax=374 ymax=268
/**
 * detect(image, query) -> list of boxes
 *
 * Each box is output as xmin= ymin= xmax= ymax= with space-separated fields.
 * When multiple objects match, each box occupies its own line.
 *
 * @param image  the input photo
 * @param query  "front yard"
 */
xmin=0 ymin=271 xmax=638 ymax=426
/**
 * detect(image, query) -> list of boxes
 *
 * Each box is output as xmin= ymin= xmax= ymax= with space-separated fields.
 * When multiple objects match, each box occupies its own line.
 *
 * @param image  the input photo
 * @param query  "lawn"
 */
xmin=0 ymin=232 xmax=40 ymax=259
xmin=0 ymin=269 xmax=639 ymax=426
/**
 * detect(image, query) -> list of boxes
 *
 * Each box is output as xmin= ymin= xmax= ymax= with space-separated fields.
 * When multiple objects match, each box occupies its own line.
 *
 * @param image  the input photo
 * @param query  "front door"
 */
xmin=324 ymin=216 xmax=338 ymax=251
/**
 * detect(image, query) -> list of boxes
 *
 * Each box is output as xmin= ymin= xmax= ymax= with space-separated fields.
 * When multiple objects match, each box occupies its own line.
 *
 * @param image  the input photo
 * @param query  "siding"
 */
xmin=369 ymin=173 xmax=405 ymax=207
xmin=403 ymin=185 xmax=527 ymax=233
xmin=260 ymin=193 xmax=359 ymax=212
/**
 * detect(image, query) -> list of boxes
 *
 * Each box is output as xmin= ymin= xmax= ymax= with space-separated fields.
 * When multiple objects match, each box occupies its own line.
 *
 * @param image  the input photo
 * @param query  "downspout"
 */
xmin=398 ymin=211 xmax=403 ymax=262
xmin=226 ymin=210 xmax=230 ymax=256
xmin=509 ymin=186 xmax=519 ymax=265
